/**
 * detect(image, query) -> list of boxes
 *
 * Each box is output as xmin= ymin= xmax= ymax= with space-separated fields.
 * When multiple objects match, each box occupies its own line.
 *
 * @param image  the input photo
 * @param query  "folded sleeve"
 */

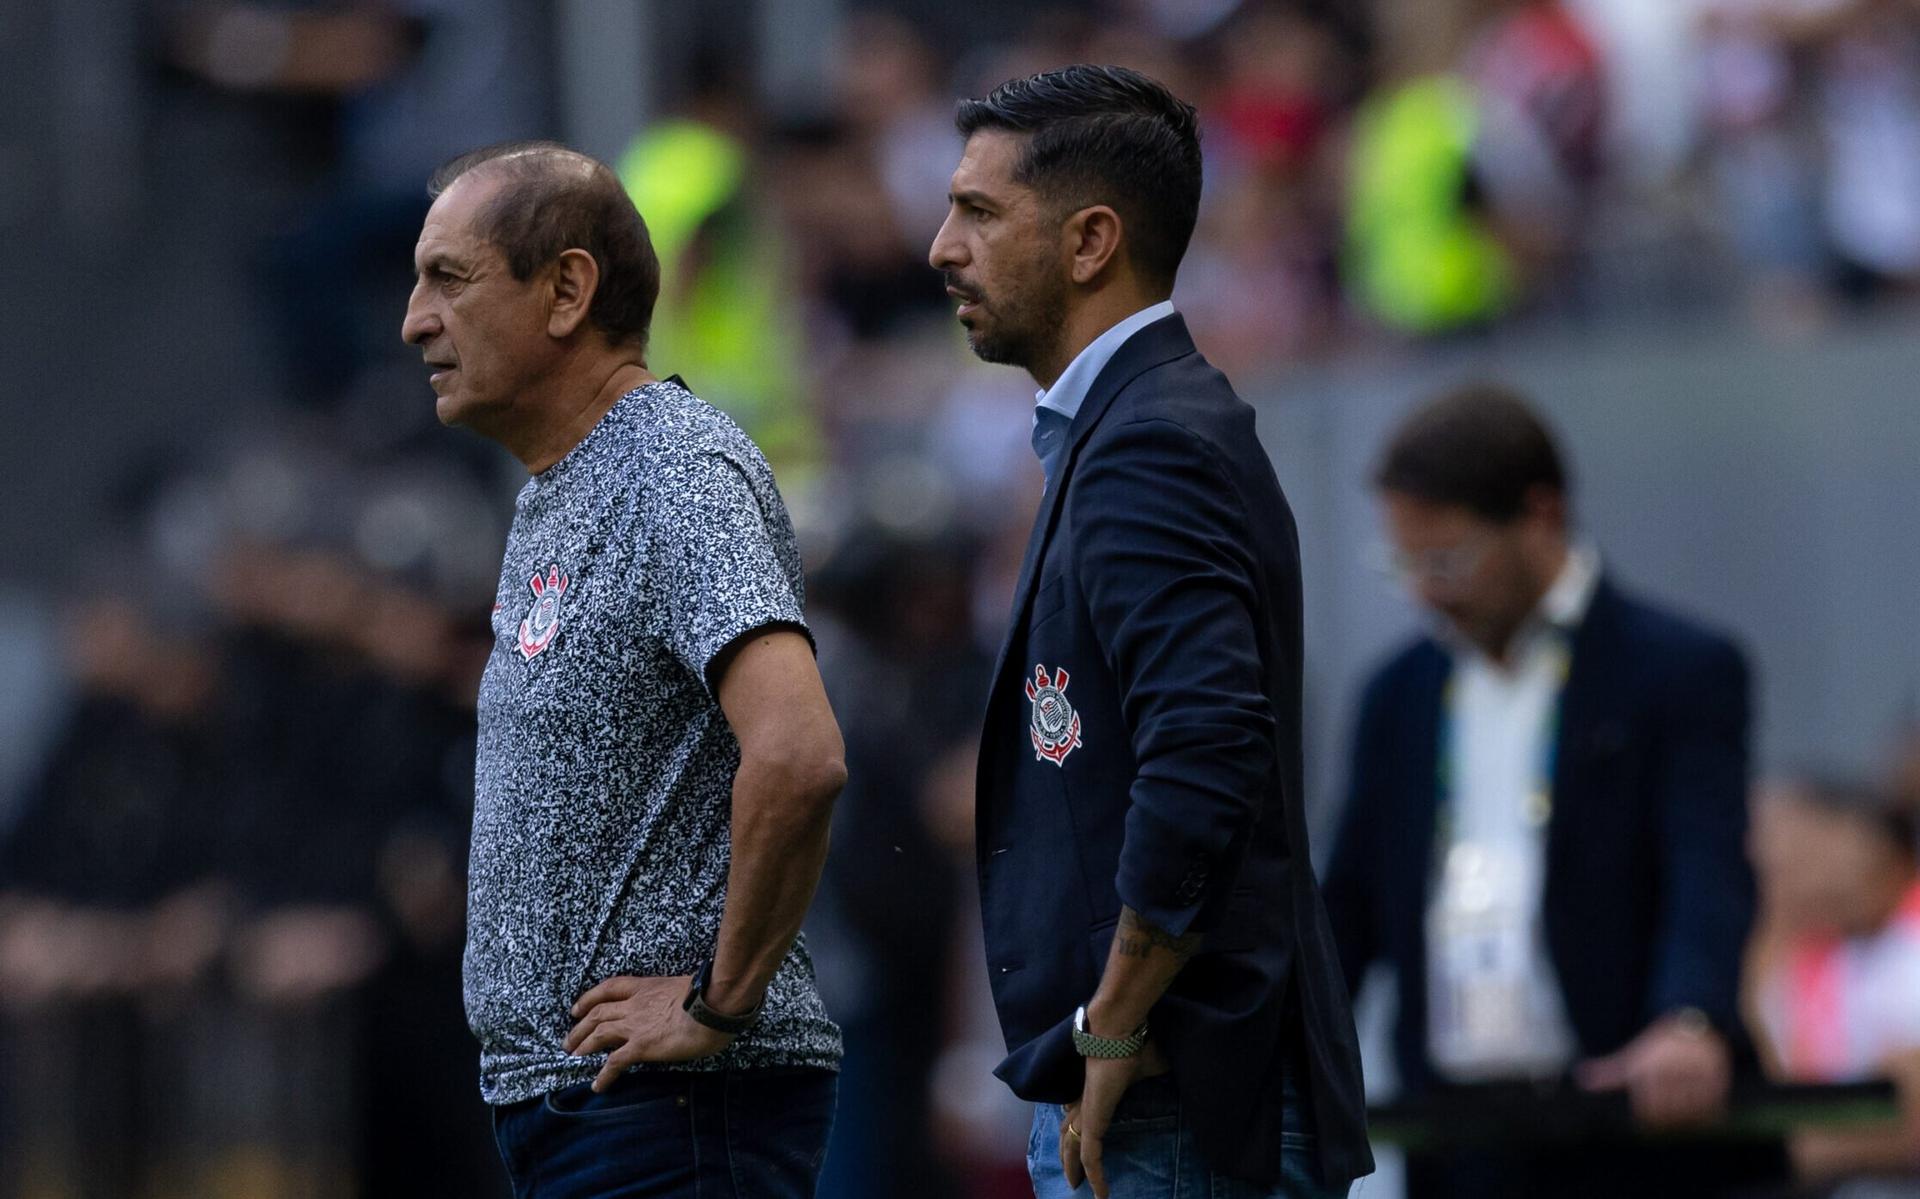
xmin=1071 ymin=417 xmax=1279 ymax=938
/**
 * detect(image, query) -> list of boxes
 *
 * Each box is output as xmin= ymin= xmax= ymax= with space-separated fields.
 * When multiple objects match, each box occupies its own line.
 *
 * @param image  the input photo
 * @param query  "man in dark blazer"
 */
xmin=928 ymin=65 xmax=1372 ymax=1197
xmin=1324 ymin=385 xmax=1765 ymax=1197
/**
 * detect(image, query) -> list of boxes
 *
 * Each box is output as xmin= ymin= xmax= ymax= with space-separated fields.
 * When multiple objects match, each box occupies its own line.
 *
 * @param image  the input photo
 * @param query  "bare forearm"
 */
xmin=1085 ymin=906 xmax=1200 ymax=1036
xmin=704 ymin=755 xmax=840 ymax=1014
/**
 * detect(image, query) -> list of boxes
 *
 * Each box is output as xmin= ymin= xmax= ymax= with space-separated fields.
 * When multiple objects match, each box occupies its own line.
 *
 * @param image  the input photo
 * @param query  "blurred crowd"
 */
xmin=6 ymin=0 xmax=1920 ymax=1196
xmin=1748 ymin=765 xmax=1920 ymax=1190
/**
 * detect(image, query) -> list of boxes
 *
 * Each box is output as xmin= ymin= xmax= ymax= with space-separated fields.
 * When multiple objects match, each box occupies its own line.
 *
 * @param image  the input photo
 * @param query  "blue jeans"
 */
xmin=491 ymin=1067 xmax=836 ymax=1199
xmin=1028 ymin=1074 xmax=1345 ymax=1199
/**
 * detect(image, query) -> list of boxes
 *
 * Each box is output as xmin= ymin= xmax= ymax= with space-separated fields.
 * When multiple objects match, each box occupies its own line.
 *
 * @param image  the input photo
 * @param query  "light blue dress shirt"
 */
xmin=1029 ymin=300 xmax=1178 ymax=490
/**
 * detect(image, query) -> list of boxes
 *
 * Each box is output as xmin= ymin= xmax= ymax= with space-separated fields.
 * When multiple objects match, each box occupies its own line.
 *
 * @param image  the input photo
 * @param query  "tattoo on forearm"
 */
xmin=1114 ymin=906 xmax=1202 ymax=962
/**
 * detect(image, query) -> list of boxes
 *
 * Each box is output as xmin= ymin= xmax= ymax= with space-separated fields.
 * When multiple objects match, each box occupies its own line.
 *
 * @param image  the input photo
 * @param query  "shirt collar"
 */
xmin=1539 ymin=544 xmax=1600 ymax=631
xmin=1034 ymin=300 xmax=1178 ymax=423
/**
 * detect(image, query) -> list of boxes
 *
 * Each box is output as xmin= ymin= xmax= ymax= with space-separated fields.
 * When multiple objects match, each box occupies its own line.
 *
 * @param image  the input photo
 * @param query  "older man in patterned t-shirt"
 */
xmin=402 ymin=140 xmax=847 ymax=1199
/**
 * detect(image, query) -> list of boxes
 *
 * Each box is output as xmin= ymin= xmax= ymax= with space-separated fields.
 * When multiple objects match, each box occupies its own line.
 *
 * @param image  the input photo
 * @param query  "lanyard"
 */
xmin=1433 ymin=633 xmax=1573 ymax=857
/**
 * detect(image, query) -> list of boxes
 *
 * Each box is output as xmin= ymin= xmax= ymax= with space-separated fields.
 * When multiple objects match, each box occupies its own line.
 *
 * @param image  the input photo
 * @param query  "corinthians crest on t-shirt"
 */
xmin=1025 ymin=663 xmax=1083 ymax=766
xmin=517 ymin=564 xmax=570 ymax=660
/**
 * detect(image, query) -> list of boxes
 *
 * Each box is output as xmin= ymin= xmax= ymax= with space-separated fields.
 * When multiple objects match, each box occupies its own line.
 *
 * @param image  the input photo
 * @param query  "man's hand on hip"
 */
xmin=1062 ymin=902 xmax=1194 ymax=1196
xmin=565 ymin=974 xmax=733 ymax=1089
xmin=1063 ymin=1053 xmax=1143 ymax=1199
xmin=1061 ymin=1039 xmax=1169 ymax=1198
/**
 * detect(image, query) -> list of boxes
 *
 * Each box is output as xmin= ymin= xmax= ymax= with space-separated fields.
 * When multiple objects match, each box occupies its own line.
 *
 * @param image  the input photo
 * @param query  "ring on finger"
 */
xmin=1065 ymin=1122 xmax=1081 ymax=1139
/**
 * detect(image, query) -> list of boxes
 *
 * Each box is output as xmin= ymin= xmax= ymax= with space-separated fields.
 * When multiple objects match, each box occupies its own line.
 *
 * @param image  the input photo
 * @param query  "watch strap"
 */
xmin=1072 ymin=1004 xmax=1149 ymax=1059
xmin=682 ymin=959 xmax=761 ymax=1036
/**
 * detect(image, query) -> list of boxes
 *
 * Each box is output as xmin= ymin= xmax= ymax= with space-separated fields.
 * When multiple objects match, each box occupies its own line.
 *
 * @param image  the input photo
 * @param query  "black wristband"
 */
xmin=682 ymin=958 xmax=761 ymax=1036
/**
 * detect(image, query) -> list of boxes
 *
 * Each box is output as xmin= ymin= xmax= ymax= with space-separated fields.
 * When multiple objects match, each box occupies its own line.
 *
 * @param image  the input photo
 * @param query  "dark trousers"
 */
xmin=491 ymin=1067 xmax=836 ymax=1199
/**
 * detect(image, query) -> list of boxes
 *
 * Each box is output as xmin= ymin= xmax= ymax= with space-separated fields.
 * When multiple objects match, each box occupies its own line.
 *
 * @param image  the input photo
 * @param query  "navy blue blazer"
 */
xmin=974 ymin=314 xmax=1373 ymax=1188
xmin=1323 ymin=578 xmax=1756 ymax=1097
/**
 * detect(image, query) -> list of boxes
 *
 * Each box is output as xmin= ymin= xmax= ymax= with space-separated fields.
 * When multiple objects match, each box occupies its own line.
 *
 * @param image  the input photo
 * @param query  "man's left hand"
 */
xmin=1062 ymin=1035 xmax=1171 ymax=1199
xmin=1577 ymin=1012 xmax=1731 ymax=1128
xmin=565 ymin=975 xmax=734 ymax=1090
xmin=1062 ymin=1051 xmax=1146 ymax=1199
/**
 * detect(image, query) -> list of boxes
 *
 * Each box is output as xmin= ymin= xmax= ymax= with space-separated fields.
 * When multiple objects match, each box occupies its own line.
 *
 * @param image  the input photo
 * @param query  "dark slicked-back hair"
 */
xmin=956 ymin=64 xmax=1202 ymax=292
xmin=428 ymin=141 xmax=660 ymax=351
xmin=1375 ymin=383 xmax=1570 ymax=522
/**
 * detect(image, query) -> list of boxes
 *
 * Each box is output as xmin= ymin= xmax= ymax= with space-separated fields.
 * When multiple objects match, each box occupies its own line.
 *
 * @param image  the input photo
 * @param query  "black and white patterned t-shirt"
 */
xmin=464 ymin=380 xmax=841 ymax=1105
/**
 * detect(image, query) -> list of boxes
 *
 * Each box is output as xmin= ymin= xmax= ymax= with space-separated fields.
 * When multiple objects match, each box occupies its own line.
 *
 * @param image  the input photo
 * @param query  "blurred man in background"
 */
xmin=403 ymin=141 xmax=846 ymax=1197
xmin=1748 ymin=774 xmax=1920 ymax=1191
xmin=1324 ymin=384 xmax=1763 ymax=1198
xmin=933 ymin=64 xmax=1373 ymax=1198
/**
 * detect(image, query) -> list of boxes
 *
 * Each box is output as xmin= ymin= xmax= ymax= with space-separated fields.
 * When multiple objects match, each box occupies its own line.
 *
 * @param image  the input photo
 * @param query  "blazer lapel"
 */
xmin=1546 ymin=577 xmax=1629 ymax=886
xmin=984 ymin=313 xmax=1199 ymax=696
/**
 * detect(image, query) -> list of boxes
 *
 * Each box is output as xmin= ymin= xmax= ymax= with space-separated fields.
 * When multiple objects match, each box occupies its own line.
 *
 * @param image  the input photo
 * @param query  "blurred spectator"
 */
xmin=0 ymin=595 xmax=225 ymax=998
xmin=617 ymin=54 xmax=824 ymax=479
xmin=1344 ymin=49 xmax=1517 ymax=332
xmin=1178 ymin=3 xmax=1349 ymax=370
xmin=768 ymin=119 xmax=950 ymax=349
xmin=1322 ymin=383 xmax=1774 ymax=1198
xmin=1459 ymin=0 xmax=1607 ymax=283
xmin=809 ymin=524 xmax=990 ymax=1199
xmin=0 ymin=441 xmax=504 ymax=1196
xmin=1564 ymin=0 xmax=1697 ymax=187
xmin=1748 ymin=774 xmax=1920 ymax=1189
xmin=1342 ymin=90 xmax=1506 ymax=331
xmin=1694 ymin=0 xmax=1920 ymax=318
xmin=832 ymin=12 xmax=960 ymax=247
xmin=1806 ymin=0 xmax=1920 ymax=303
xmin=1346 ymin=0 xmax=1609 ymax=334
xmin=167 ymin=0 xmax=551 ymax=409
xmin=1211 ymin=4 xmax=1348 ymax=175
xmin=1694 ymin=0 xmax=1832 ymax=326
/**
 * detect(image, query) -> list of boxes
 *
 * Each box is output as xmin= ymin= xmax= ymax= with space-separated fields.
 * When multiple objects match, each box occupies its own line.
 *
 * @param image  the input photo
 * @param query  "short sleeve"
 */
xmin=646 ymin=448 xmax=810 ymax=695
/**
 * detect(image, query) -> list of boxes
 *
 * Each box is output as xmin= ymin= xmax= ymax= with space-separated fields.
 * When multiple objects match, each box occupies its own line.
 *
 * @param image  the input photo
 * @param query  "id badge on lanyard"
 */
xmin=1428 ymin=842 xmax=1542 ymax=1075
xmin=1426 ymin=639 xmax=1571 ymax=1078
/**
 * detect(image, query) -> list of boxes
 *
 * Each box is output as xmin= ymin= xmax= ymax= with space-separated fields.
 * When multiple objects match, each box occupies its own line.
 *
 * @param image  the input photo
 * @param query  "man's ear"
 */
xmin=1064 ymin=205 xmax=1123 ymax=286
xmin=547 ymin=248 xmax=599 ymax=339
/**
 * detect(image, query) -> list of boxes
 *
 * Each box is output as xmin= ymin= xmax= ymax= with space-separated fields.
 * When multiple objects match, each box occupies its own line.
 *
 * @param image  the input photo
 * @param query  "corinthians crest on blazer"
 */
xmin=973 ymin=312 xmax=1373 ymax=1189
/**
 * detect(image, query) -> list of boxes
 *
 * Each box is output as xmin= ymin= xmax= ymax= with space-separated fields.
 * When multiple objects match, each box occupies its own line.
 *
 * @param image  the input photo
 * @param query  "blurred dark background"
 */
xmin=1 ymin=1 xmax=1918 ymax=1196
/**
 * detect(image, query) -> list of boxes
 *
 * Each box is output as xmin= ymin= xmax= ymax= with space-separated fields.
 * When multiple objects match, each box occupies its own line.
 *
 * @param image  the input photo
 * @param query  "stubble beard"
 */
xmin=958 ymin=267 xmax=1068 ymax=378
